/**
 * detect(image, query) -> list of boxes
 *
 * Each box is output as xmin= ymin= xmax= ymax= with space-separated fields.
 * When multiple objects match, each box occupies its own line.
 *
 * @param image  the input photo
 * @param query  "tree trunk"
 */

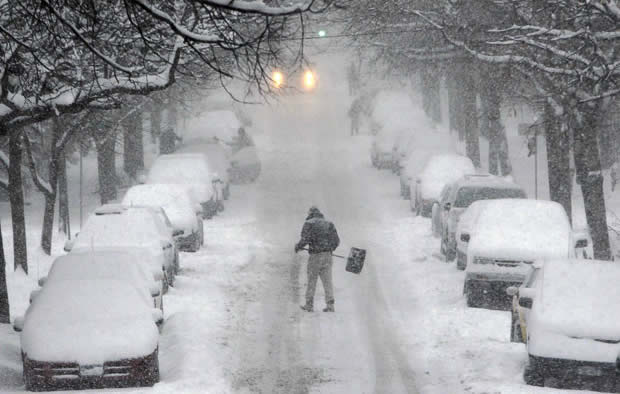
xmin=460 ymin=64 xmax=481 ymax=167
xmin=96 ymin=133 xmax=117 ymax=204
xmin=446 ymin=72 xmax=462 ymax=138
xmin=150 ymin=100 xmax=162 ymax=144
xmin=572 ymin=106 xmax=611 ymax=260
xmin=8 ymin=132 xmax=27 ymax=273
xmin=544 ymin=103 xmax=572 ymax=222
xmin=123 ymin=109 xmax=144 ymax=180
xmin=0 ymin=220 xmax=9 ymax=323
xmin=481 ymin=76 xmax=511 ymax=176
xmin=40 ymin=120 xmax=61 ymax=255
xmin=420 ymin=66 xmax=441 ymax=124
xmin=57 ymin=152 xmax=70 ymax=236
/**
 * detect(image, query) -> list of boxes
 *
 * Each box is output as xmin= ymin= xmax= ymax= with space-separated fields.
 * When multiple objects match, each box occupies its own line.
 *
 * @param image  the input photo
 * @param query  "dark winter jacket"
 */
xmin=296 ymin=212 xmax=340 ymax=254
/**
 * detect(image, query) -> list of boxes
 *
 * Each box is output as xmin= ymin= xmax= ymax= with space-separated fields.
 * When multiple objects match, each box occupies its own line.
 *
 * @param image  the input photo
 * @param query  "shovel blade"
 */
xmin=345 ymin=247 xmax=366 ymax=274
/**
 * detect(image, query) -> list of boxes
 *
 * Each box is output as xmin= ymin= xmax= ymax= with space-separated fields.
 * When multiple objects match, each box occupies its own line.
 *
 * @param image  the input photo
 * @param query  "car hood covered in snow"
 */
xmin=534 ymin=259 xmax=620 ymax=341
xmin=468 ymin=199 xmax=572 ymax=261
xmin=22 ymin=280 xmax=158 ymax=364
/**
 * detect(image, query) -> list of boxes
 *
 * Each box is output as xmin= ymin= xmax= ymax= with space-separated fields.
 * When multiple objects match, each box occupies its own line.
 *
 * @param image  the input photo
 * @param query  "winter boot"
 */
xmin=323 ymin=302 xmax=335 ymax=312
xmin=300 ymin=303 xmax=313 ymax=312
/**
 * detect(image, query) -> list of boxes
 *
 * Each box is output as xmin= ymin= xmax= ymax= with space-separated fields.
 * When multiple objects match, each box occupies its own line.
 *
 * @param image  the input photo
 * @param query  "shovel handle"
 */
xmin=300 ymin=247 xmax=345 ymax=259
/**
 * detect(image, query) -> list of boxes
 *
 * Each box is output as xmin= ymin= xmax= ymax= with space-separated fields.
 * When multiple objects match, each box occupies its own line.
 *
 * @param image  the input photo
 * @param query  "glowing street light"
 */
xmin=303 ymin=70 xmax=315 ymax=90
xmin=318 ymin=30 xmax=326 ymax=37
xmin=272 ymin=70 xmax=284 ymax=88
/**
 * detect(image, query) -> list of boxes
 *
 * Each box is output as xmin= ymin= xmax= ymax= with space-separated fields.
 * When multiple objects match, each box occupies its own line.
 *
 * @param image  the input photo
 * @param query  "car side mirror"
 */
xmin=506 ymin=286 xmax=518 ymax=297
xmin=518 ymin=296 xmax=533 ymax=309
xmin=63 ymin=239 xmax=74 ymax=252
xmin=575 ymin=239 xmax=588 ymax=248
xmin=444 ymin=203 xmax=451 ymax=212
xmin=172 ymin=229 xmax=184 ymax=237
xmin=152 ymin=309 xmax=164 ymax=326
xmin=37 ymin=277 xmax=47 ymax=287
xmin=13 ymin=316 xmax=24 ymax=332
xmin=460 ymin=233 xmax=470 ymax=243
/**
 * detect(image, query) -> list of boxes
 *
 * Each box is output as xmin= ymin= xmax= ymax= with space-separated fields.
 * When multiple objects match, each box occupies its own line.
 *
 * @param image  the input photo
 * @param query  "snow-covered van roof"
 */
xmin=21 ymin=279 xmax=159 ymax=364
xmin=468 ymin=199 xmax=571 ymax=261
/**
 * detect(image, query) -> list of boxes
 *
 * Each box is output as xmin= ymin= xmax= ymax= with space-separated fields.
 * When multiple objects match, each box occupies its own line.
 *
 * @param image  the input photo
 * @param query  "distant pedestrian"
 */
xmin=348 ymin=98 xmax=363 ymax=136
xmin=159 ymin=127 xmax=182 ymax=154
xmin=295 ymin=206 xmax=340 ymax=312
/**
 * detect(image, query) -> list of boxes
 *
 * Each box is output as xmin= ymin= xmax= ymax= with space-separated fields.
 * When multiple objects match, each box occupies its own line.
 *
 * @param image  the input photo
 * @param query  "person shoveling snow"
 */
xmin=295 ymin=206 xmax=340 ymax=312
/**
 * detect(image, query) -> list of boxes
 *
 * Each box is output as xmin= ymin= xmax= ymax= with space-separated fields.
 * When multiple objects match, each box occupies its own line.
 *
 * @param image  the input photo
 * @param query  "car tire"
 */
xmin=23 ymin=363 xmax=44 ymax=392
xmin=524 ymin=361 xmax=544 ymax=387
xmin=445 ymin=243 xmax=456 ymax=262
xmin=140 ymin=349 xmax=160 ymax=387
xmin=510 ymin=312 xmax=523 ymax=343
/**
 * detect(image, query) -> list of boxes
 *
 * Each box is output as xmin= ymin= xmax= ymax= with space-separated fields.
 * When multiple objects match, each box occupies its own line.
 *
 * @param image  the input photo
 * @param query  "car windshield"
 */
xmin=454 ymin=187 xmax=526 ymax=208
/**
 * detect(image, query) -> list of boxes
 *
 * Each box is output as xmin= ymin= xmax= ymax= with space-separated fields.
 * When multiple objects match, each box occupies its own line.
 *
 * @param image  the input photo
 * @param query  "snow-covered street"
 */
xmin=0 ymin=67 xmax=608 ymax=394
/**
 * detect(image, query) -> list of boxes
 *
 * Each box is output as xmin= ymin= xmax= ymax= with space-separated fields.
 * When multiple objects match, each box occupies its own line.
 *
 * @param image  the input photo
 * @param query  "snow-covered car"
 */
xmin=66 ymin=204 xmax=178 ymax=289
xmin=464 ymin=199 xmax=588 ymax=310
xmin=520 ymin=259 xmax=620 ymax=391
xmin=13 ymin=279 xmax=161 ymax=391
xmin=432 ymin=175 xmax=526 ymax=260
xmin=506 ymin=264 xmax=539 ymax=344
xmin=411 ymin=154 xmax=476 ymax=217
xmin=122 ymin=184 xmax=204 ymax=252
xmin=229 ymin=146 xmax=261 ymax=184
xmin=370 ymin=127 xmax=401 ymax=169
xmin=399 ymin=130 xmax=454 ymax=199
xmin=390 ymin=129 xmax=416 ymax=174
xmin=36 ymin=251 xmax=163 ymax=311
xmin=145 ymin=153 xmax=219 ymax=218
xmin=455 ymin=200 xmax=493 ymax=271
xmin=176 ymin=141 xmax=231 ymax=201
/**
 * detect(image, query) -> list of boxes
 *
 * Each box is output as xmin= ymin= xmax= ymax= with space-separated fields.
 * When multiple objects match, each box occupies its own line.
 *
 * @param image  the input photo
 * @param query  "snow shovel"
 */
xmin=301 ymin=247 xmax=366 ymax=274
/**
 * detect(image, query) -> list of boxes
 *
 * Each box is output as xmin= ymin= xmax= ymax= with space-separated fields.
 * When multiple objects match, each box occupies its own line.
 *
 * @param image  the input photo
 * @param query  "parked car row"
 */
xmin=11 ymin=111 xmax=252 ymax=392
xmin=369 ymin=115 xmax=618 ymax=391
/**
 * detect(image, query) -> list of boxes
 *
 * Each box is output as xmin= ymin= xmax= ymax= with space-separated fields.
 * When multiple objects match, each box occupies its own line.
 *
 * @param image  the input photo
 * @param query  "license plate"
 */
xmin=80 ymin=365 xmax=103 ymax=377
xmin=577 ymin=366 xmax=604 ymax=376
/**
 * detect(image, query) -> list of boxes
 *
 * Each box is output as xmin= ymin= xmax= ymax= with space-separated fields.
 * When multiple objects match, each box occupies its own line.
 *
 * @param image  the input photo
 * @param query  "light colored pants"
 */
xmin=306 ymin=252 xmax=334 ymax=306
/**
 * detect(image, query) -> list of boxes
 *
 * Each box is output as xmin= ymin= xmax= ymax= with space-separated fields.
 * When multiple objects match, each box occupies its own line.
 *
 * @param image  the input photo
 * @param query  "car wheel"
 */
xmin=510 ymin=312 xmax=523 ymax=343
xmin=445 ymin=243 xmax=456 ymax=262
xmin=140 ymin=349 xmax=160 ymax=387
xmin=23 ymin=363 xmax=44 ymax=392
xmin=524 ymin=361 xmax=544 ymax=386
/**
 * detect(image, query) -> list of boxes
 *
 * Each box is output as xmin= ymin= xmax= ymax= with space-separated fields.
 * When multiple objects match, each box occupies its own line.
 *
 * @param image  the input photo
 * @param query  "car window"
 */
xmin=453 ymin=187 xmax=526 ymax=208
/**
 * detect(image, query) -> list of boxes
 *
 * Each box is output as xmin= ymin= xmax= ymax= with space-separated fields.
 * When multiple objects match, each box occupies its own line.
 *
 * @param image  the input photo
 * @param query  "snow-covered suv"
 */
xmin=520 ymin=259 xmax=620 ymax=391
xmin=432 ymin=174 xmax=526 ymax=260
xmin=464 ymin=199 xmax=587 ymax=310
